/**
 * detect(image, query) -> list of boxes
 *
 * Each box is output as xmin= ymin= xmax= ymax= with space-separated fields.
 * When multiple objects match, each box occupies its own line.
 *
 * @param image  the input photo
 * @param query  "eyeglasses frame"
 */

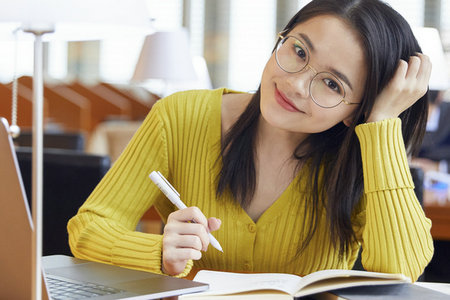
xmin=276 ymin=33 xmax=360 ymax=108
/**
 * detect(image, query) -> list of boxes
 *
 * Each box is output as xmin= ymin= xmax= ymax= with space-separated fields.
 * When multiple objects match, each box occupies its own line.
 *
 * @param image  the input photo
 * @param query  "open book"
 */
xmin=180 ymin=269 xmax=411 ymax=299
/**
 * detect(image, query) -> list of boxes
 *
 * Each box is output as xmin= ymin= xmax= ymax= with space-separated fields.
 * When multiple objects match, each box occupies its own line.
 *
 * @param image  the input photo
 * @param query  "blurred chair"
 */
xmin=94 ymin=83 xmax=154 ymax=121
xmin=16 ymin=147 xmax=110 ymax=256
xmin=410 ymin=166 xmax=425 ymax=206
xmin=18 ymin=76 xmax=92 ymax=133
xmin=87 ymin=120 xmax=141 ymax=162
xmin=63 ymin=81 xmax=132 ymax=132
xmin=0 ymin=83 xmax=35 ymax=129
xmin=13 ymin=131 xmax=85 ymax=151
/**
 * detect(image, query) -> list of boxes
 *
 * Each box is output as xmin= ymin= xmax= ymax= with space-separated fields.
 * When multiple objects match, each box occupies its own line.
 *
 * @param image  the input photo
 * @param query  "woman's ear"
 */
xmin=343 ymin=116 xmax=353 ymax=127
xmin=343 ymin=107 xmax=361 ymax=127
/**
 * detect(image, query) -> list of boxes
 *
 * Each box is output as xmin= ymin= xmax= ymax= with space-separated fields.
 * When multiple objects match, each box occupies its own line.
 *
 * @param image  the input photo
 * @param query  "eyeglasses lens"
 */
xmin=275 ymin=36 xmax=345 ymax=108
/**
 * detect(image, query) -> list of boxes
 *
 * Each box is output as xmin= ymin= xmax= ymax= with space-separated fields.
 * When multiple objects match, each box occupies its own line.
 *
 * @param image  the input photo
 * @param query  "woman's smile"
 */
xmin=274 ymin=87 xmax=302 ymax=113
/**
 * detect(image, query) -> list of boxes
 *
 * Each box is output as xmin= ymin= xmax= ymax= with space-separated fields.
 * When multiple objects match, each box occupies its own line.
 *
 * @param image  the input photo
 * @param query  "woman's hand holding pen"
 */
xmin=162 ymin=206 xmax=221 ymax=276
xmin=367 ymin=53 xmax=432 ymax=123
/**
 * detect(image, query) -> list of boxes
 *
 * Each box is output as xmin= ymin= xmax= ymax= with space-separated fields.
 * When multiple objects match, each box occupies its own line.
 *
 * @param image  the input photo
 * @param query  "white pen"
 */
xmin=149 ymin=171 xmax=223 ymax=252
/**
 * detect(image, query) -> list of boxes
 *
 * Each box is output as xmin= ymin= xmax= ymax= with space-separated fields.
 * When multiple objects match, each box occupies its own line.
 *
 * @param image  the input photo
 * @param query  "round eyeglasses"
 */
xmin=275 ymin=34 xmax=360 ymax=108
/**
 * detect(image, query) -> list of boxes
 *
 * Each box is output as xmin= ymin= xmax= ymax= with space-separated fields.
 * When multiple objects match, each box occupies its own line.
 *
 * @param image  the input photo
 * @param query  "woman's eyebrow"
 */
xmin=298 ymin=33 xmax=315 ymax=52
xmin=330 ymin=68 xmax=353 ymax=91
xmin=296 ymin=32 xmax=354 ymax=91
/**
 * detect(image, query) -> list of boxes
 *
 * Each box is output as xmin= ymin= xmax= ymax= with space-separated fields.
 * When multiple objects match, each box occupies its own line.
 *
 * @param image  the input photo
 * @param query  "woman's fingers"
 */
xmin=164 ymin=247 xmax=203 ymax=262
xmin=404 ymin=54 xmax=431 ymax=99
xmin=166 ymin=207 xmax=211 ymax=250
xmin=164 ymin=233 xmax=203 ymax=251
xmin=164 ymin=222 xmax=210 ymax=250
xmin=368 ymin=54 xmax=432 ymax=122
xmin=162 ymin=223 xmax=205 ymax=274
xmin=162 ymin=207 xmax=221 ymax=275
xmin=167 ymin=206 xmax=209 ymax=227
xmin=415 ymin=53 xmax=432 ymax=91
xmin=405 ymin=55 xmax=421 ymax=80
xmin=208 ymin=217 xmax=222 ymax=232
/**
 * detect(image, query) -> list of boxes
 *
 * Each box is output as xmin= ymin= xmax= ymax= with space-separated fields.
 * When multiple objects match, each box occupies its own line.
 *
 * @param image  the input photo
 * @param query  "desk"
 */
xmin=423 ymin=189 xmax=450 ymax=240
xmin=416 ymin=282 xmax=450 ymax=296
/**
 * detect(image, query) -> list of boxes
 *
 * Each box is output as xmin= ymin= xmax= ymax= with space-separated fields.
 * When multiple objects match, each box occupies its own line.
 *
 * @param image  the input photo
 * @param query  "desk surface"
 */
xmin=415 ymin=282 xmax=450 ymax=295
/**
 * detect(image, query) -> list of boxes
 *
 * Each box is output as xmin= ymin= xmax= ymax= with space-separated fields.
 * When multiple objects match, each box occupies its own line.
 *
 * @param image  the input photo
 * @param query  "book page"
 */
xmin=192 ymin=270 xmax=303 ymax=296
xmin=294 ymin=269 xmax=410 ymax=298
xmin=180 ymin=290 xmax=294 ymax=300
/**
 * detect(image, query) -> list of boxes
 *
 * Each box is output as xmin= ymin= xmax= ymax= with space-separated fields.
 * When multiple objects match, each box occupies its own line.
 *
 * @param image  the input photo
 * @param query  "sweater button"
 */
xmin=248 ymin=224 xmax=256 ymax=233
xmin=243 ymin=263 xmax=251 ymax=271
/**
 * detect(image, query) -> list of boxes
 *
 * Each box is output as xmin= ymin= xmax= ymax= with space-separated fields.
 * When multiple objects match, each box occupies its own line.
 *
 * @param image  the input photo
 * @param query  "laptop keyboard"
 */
xmin=46 ymin=275 xmax=125 ymax=299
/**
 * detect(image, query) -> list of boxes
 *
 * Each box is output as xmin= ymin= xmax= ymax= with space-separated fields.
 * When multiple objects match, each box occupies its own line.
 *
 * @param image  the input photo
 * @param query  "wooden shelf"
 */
xmin=424 ymin=190 xmax=450 ymax=241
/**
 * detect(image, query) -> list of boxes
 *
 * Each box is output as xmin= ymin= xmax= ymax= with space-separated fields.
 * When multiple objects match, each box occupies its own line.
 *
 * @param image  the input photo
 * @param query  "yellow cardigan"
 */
xmin=68 ymin=88 xmax=433 ymax=281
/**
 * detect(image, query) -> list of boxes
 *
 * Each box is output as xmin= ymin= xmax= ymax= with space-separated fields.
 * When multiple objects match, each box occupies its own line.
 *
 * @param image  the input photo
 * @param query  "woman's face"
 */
xmin=260 ymin=15 xmax=367 ymax=135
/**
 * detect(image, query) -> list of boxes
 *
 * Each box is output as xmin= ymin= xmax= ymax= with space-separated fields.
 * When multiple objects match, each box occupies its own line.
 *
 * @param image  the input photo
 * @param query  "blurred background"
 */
xmin=1 ymin=0 xmax=450 ymax=283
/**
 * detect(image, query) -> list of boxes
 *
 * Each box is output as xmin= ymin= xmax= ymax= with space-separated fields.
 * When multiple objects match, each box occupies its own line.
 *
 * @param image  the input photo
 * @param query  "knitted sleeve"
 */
xmin=355 ymin=118 xmax=434 ymax=281
xmin=67 ymin=98 xmax=193 ymax=277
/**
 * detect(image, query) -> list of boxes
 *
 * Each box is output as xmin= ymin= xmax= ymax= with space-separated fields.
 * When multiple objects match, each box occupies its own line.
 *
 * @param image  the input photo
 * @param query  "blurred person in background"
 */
xmin=411 ymin=90 xmax=450 ymax=174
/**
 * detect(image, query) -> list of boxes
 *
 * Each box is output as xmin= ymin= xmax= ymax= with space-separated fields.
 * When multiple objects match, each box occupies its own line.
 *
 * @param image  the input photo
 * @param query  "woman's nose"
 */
xmin=286 ymin=66 xmax=315 ymax=99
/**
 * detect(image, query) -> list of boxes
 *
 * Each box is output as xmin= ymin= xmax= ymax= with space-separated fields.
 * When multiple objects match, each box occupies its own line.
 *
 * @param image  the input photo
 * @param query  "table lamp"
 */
xmin=0 ymin=1 xmax=151 ymax=299
xmin=132 ymin=29 xmax=198 ymax=96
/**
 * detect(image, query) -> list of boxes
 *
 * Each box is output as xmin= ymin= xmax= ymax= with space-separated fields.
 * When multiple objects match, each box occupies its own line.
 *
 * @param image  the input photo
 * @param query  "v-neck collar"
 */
xmin=246 ymin=175 xmax=302 ymax=225
xmin=207 ymin=88 xmax=304 ymax=227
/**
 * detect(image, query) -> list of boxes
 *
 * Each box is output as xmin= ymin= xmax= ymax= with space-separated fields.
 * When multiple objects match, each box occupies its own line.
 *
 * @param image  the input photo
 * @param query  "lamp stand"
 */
xmin=23 ymin=25 xmax=54 ymax=300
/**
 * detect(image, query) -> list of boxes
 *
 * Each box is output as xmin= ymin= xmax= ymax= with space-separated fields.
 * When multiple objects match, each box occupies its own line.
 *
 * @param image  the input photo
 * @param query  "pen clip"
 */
xmin=157 ymin=171 xmax=180 ymax=197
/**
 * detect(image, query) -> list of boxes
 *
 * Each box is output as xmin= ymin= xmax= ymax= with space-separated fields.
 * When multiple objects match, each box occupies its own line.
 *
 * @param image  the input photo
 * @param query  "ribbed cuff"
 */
xmin=111 ymin=232 xmax=164 ymax=273
xmin=178 ymin=260 xmax=194 ymax=278
xmin=111 ymin=232 xmax=194 ymax=278
xmin=355 ymin=118 xmax=414 ymax=193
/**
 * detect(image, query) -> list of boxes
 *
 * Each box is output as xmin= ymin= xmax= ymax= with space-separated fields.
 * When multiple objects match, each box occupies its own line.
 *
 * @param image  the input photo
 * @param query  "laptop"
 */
xmin=0 ymin=117 xmax=208 ymax=299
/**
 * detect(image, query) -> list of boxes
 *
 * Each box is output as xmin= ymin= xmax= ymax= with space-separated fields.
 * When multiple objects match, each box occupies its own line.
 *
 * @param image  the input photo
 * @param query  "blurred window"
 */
xmin=227 ymin=0 xmax=276 ymax=91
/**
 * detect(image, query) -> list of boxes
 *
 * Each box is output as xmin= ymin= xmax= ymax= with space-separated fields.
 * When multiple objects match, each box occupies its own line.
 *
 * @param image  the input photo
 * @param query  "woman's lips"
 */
xmin=274 ymin=88 xmax=301 ymax=113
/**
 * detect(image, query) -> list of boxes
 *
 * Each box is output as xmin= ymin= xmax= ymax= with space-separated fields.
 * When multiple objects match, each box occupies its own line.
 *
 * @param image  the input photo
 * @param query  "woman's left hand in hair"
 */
xmin=367 ymin=53 xmax=432 ymax=123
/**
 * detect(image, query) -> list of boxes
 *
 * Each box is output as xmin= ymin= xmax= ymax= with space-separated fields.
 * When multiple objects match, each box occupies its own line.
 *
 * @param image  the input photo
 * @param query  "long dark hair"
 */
xmin=217 ymin=0 xmax=428 ymax=257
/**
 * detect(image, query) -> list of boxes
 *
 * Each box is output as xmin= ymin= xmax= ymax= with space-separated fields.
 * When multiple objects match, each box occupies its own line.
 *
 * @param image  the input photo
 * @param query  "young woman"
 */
xmin=68 ymin=0 xmax=433 ymax=281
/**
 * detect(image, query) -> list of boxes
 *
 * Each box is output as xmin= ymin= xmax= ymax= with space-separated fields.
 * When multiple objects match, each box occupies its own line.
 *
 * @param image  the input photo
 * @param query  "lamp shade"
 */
xmin=413 ymin=27 xmax=450 ymax=91
xmin=132 ymin=29 xmax=197 ymax=81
